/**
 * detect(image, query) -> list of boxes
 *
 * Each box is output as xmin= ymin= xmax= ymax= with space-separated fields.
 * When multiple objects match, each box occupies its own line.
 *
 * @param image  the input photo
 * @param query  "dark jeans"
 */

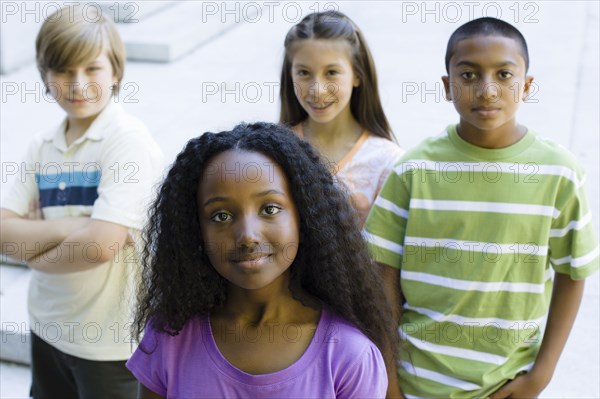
xmin=30 ymin=333 xmax=137 ymax=399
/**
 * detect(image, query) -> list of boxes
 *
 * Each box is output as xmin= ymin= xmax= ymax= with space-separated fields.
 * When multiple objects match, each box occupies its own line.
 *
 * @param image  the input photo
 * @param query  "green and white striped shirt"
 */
xmin=364 ymin=125 xmax=599 ymax=398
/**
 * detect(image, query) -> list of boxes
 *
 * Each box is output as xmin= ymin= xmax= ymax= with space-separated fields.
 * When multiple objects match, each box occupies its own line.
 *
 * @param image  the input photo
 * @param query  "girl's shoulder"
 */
xmin=362 ymin=133 xmax=405 ymax=159
xmin=317 ymin=308 xmax=387 ymax=395
xmin=142 ymin=315 xmax=209 ymax=349
xmin=318 ymin=307 xmax=383 ymax=362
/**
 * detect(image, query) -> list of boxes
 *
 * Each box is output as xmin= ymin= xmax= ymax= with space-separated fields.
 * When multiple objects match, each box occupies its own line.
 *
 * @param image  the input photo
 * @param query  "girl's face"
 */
xmin=198 ymin=150 xmax=300 ymax=292
xmin=291 ymin=39 xmax=359 ymax=125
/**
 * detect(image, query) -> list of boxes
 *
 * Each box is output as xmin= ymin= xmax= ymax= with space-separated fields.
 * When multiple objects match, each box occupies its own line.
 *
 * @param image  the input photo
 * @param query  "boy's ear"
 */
xmin=441 ymin=76 xmax=451 ymax=101
xmin=522 ymin=75 xmax=534 ymax=101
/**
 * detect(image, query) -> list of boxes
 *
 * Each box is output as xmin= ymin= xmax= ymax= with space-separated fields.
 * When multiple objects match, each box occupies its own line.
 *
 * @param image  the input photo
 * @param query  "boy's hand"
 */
xmin=26 ymin=200 xmax=42 ymax=220
xmin=490 ymin=274 xmax=584 ymax=399
xmin=488 ymin=371 xmax=549 ymax=399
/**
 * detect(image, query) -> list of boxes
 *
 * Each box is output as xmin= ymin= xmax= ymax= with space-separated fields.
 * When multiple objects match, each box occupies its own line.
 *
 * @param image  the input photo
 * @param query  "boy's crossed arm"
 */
xmin=0 ymin=208 xmax=88 ymax=261
xmin=0 ymin=208 xmax=129 ymax=273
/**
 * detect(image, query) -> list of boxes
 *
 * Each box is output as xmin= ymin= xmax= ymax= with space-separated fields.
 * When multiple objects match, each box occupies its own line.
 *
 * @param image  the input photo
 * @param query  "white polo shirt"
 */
xmin=2 ymin=101 xmax=164 ymax=360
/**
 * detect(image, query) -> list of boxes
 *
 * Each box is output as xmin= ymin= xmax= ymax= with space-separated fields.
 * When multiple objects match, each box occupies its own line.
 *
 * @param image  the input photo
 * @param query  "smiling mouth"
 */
xmin=233 ymin=253 xmax=271 ymax=262
xmin=307 ymin=102 xmax=334 ymax=111
xmin=231 ymin=253 xmax=272 ymax=268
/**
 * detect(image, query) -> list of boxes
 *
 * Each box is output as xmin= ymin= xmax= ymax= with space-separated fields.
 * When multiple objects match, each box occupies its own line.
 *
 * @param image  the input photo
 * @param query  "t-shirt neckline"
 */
xmin=293 ymin=123 xmax=370 ymax=173
xmin=447 ymin=124 xmax=536 ymax=161
xmin=203 ymin=307 xmax=329 ymax=385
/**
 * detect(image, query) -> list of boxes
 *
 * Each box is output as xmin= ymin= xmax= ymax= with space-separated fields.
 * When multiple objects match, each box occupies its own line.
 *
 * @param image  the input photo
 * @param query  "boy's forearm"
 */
xmin=385 ymin=365 xmax=404 ymax=399
xmin=378 ymin=262 xmax=404 ymax=399
xmin=0 ymin=218 xmax=87 ymax=262
xmin=28 ymin=219 xmax=129 ymax=273
xmin=530 ymin=273 xmax=585 ymax=387
xmin=379 ymin=262 xmax=403 ymax=322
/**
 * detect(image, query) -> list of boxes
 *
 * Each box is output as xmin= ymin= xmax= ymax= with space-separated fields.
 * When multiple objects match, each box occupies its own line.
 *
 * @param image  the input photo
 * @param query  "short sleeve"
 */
xmin=126 ymin=326 xmax=168 ymax=397
xmin=549 ymin=176 xmax=599 ymax=279
xmin=375 ymin=144 xmax=405 ymax=199
xmin=92 ymin=130 xmax=164 ymax=229
xmin=364 ymin=160 xmax=411 ymax=269
xmin=336 ymin=341 xmax=388 ymax=398
xmin=1 ymin=139 xmax=40 ymax=216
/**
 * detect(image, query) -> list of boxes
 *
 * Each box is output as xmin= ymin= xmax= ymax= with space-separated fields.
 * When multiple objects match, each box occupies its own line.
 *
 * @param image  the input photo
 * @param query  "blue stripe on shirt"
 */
xmin=36 ymin=170 xmax=101 ymax=190
xmin=39 ymin=186 xmax=99 ymax=207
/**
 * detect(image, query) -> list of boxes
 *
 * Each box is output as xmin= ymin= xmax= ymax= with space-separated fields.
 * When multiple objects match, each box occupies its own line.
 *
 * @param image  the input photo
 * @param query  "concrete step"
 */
xmin=0 ymin=1 xmax=176 ymax=74
xmin=0 ymin=255 xmax=26 ymax=267
xmin=0 ymin=264 xmax=31 ymax=365
xmin=99 ymin=1 xmax=177 ymax=23
xmin=117 ymin=1 xmax=258 ymax=62
xmin=0 ymin=361 xmax=30 ymax=398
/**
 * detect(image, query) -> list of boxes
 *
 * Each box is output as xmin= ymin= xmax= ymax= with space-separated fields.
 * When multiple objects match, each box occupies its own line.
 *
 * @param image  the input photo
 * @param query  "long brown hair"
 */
xmin=279 ymin=11 xmax=393 ymax=140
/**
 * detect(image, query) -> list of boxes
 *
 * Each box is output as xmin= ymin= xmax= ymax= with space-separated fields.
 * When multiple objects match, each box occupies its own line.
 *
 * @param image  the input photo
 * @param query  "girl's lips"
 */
xmin=232 ymin=254 xmax=272 ymax=270
xmin=307 ymin=102 xmax=333 ymax=112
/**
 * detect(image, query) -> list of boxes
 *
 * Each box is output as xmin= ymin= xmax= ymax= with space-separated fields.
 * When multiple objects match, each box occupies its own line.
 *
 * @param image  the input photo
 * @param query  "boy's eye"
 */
xmin=499 ymin=71 xmax=513 ymax=79
xmin=210 ymin=212 xmax=231 ymax=223
xmin=88 ymin=66 xmax=101 ymax=72
xmin=262 ymin=205 xmax=282 ymax=216
xmin=460 ymin=71 xmax=477 ymax=80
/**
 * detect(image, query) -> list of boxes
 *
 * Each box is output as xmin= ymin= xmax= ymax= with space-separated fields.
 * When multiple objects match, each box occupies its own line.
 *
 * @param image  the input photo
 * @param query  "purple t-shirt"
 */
xmin=126 ymin=308 xmax=387 ymax=398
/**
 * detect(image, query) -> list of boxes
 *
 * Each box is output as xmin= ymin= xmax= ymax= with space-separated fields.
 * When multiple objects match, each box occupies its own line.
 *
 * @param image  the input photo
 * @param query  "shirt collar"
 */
xmin=42 ymin=101 xmax=121 ymax=150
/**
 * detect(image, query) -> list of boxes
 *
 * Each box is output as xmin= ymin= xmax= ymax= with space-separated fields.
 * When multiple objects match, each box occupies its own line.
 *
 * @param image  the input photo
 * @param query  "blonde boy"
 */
xmin=0 ymin=6 xmax=163 ymax=397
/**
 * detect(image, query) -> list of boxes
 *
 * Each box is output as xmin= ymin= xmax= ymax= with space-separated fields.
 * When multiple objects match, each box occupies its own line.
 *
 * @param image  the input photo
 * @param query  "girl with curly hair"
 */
xmin=280 ymin=11 xmax=404 ymax=227
xmin=127 ymin=122 xmax=398 ymax=398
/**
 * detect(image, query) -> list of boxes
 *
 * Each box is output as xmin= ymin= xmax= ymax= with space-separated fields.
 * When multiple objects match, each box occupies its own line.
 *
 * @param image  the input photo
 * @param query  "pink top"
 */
xmin=294 ymin=125 xmax=404 ymax=226
xmin=126 ymin=308 xmax=387 ymax=398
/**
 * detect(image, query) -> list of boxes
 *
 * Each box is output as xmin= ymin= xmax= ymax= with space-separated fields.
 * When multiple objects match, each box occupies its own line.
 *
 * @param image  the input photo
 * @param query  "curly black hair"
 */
xmin=134 ymin=122 xmax=398 ymax=366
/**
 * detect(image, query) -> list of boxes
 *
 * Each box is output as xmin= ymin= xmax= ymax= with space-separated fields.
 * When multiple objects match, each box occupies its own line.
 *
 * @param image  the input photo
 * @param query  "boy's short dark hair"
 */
xmin=445 ymin=17 xmax=529 ymax=73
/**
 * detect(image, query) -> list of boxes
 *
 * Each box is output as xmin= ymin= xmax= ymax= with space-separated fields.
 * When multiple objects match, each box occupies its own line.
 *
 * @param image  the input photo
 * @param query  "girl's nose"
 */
xmin=307 ymin=78 xmax=329 ymax=102
xmin=235 ymin=215 xmax=260 ymax=249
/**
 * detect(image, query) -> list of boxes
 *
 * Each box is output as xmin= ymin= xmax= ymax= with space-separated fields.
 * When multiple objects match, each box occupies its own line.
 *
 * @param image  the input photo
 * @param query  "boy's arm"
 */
xmin=26 ymin=126 xmax=163 ymax=273
xmin=138 ymin=383 xmax=165 ymax=399
xmin=27 ymin=219 xmax=130 ymax=273
xmin=490 ymin=164 xmax=597 ymax=397
xmin=489 ymin=273 xmax=585 ymax=399
xmin=0 ymin=208 xmax=89 ymax=261
xmin=378 ymin=262 xmax=405 ymax=399
xmin=0 ymin=137 xmax=83 ymax=261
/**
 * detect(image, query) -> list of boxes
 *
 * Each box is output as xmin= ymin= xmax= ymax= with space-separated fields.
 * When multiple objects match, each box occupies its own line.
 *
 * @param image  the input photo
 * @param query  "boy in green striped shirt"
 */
xmin=365 ymin=17 xmax=599 ymax=399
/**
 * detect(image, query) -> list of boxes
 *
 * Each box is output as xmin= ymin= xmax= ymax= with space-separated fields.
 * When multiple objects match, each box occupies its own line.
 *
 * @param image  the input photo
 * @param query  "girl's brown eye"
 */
xmin=211 ymin=212 xmax=231 ymax=222
xmin=262 ymin=205 xmax=282 ymax=216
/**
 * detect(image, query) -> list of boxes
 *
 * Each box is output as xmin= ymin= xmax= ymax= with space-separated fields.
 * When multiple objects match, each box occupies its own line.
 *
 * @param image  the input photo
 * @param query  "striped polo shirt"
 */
xmin=364 ymin=125 xmax=599 ymax=398
xmin=2 ymin=102 xmax=164 ymax=360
